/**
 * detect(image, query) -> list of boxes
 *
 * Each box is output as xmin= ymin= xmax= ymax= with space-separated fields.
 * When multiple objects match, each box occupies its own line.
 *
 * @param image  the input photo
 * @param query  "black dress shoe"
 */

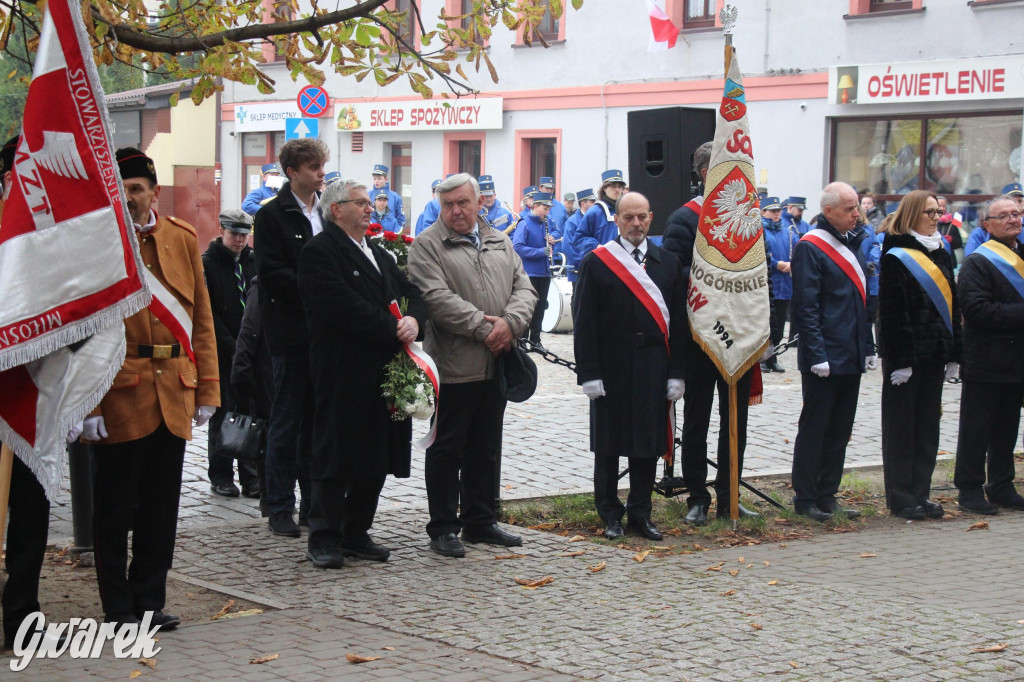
xmin=603 ymin=521 xmax=624 ymax=539
xmin=306 ymin=546 xmax=344 ymax=569
xmin=462 ymin=523 xmax=523 ymax=547
xmin=140 ymin=610 xmax=181 ymax=631
xmin=795 ymin=505 xmax=832 ymax=522
xmin=627 ymin=518 xmax=663 ymax=541
xmin=819 ymin=500 xmax=861 ymax=519
xmin=684 ymin=504 xmax=709 ymax=526
xmin=430 ymin=533 xmax=466 ymax=558
xmin=104 ymin=613 xmax=141 ymax=634
xmin=893 ymin=505 xmax=926 ymax=520
xmin=530 ymin=341 xmax=548 ymax=353
xmin=717 ymin=502 xmax=761 ymax=519
xmin=268 ymin=511 xmax=301 ymax=537
xmin=210 ymin=481 xmax=240 ymax=498
xmin=240 ymin=481 xmax=261 ymax=498
xmin=921 ymin=500 xmax=944 ymax=519
xmin=988 ymin=493 xmax=1024 ymax=511
xmin=341 ymin=538 xmax=391 ymax=562
xmin=959 ymin=498 xmax=999 ymax=515
xmin=767 ymin=358 xmax=785 ymax=373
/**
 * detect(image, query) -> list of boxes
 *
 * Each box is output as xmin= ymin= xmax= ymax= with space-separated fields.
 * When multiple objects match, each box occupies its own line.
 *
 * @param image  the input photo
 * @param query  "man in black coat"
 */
xmin=954 ymin=194 xmax=1024 ymax=514
xmin=202 ymin=209 xmax=259 ymax=498
xmin=298 ymin=178 xmax=427 ymax=568
xmin=254 ymin=138 xmax=327 ymax=537
xmin=573 ymin=192 xmax=687 ymax=541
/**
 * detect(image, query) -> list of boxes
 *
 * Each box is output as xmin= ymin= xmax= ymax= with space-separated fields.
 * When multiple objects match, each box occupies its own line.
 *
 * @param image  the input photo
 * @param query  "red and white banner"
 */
xmin=0 ymin=0 xmax=149 ymax=498
xmin=687 ymin=44 xmax=770 ymax=383
xmin=647 ymin=0 xmax=679 ymax=52
xmin=388 ymin=301 xmax=440 ymax=450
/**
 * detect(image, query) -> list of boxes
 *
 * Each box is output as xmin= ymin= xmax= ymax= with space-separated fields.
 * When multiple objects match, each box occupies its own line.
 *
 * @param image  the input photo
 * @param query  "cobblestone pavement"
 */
xmin=43 ymin=331 xmax=978 ymax=544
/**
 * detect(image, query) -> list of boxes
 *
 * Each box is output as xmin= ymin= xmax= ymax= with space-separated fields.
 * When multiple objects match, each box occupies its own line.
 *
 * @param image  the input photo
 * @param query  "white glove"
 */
xmin=582 ymin=380 xmax=606 ymax=400
xmin=66 ymin=421 xmax=84 ymax=444
xmin=890 ymin=367 xmax=912 ymax=386
xmin=82 ymin=416 xmax=108 ymax=441
xmin=666 ymin=378 xmax=685 ymax=401
xmin=865 ymin=355 xmax=879 ymax=371
xmin=810 ymin=362 xmax=830 ymax=378
xmin=759 ymin=346 xmax=774 ymax=363
xmin=194 ymin=405 xmax=216 ymax=427
xmin=944 ymin=362 xmax=959 ymax=381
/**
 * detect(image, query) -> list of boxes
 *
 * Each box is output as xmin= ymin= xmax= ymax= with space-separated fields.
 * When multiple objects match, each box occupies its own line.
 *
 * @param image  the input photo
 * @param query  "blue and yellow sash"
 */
xmin=888 ymin=247 xmax=953 ymax=335
xmin=974 ymin=241 xmax=1024 ymax=301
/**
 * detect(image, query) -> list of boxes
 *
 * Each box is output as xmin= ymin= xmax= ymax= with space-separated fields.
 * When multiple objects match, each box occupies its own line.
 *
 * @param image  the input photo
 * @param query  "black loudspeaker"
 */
xmin=627 ymin=106 xmax=716 ymax=236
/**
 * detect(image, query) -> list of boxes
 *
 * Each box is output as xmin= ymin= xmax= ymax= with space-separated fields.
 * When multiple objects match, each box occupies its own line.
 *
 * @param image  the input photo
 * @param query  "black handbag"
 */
xmin=216 ymin=412 xmax=265 ymax=461
xmin=497 ymin=345 xmax=538 ymax=403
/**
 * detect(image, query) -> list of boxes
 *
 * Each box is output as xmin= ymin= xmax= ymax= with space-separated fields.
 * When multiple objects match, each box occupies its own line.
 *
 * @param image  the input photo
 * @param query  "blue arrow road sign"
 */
xmin=285 ymin=117 xmax=319 ymax=140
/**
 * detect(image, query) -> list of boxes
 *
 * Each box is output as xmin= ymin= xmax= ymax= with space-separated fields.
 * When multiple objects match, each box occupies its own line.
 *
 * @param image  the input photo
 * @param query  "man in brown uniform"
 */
xmin=83 ymin=148 xmax=220 ymax=630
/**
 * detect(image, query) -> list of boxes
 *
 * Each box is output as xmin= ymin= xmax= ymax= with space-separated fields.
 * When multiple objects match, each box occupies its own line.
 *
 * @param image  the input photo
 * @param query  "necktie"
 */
xmin=234 ymin=260 xmax=246 ymax=309
xmin=466 ymin=232 xmax=479 ymax=249
xmin=632 ymin=247 xmax=643 ymax=266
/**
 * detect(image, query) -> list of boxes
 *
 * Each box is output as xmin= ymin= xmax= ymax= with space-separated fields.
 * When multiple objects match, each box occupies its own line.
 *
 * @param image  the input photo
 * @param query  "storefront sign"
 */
xmin=234 ymin=101 xmax=301 ymax=132
xmin=336 ymin=97 xmax=503 ymax=132
xmin=829 ymin=55 xmax=1024 ymax=105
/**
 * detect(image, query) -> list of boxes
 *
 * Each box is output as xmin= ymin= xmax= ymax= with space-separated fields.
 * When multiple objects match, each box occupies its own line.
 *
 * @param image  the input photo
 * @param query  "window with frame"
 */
xmin=530 ymin=138 xmax=557 ymax=184
xmin=268 ymin=0 xmax=293 ymax=63
xmin=458 ymin=140 xmax=482 ymax=177
xmin=684 ymin=0 xmax=715 ymax=28
xmin=870 ymin=0 xmax=914 ymax=10
xmin=392 ymin=0 xmax=416 ymax=47
xmin=535 ymin=0 xmax=560 ymax=41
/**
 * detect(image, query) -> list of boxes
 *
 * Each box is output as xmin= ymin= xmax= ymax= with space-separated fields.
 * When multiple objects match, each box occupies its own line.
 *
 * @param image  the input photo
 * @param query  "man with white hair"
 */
xmin=407 ymin=174 xmax=537 ymax=558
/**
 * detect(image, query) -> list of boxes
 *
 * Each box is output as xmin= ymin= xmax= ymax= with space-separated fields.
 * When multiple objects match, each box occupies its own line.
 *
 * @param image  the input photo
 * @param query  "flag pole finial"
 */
xmin=720 ymin=4 xmax=737 ymax=45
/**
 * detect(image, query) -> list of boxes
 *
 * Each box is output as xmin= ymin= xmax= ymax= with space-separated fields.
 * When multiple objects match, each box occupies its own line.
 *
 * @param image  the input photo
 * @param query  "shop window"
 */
xmin=443 ymin=132 xmax=485 ymax=178
xmin=831 ymin=111 xmax=1022 ymax=228
xmin=514 ymin=129 xmax=561 ymax=207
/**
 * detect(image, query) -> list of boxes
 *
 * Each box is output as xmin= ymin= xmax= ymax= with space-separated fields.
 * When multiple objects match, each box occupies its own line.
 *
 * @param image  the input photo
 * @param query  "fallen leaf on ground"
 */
xmin=775 ymin=519 xmax=790 ymax=526
xmin=129 ymin=672 xmax=142 ymax=679
xmin=746 ymin=564 xmax=754 ymax=569
xmin=139 ymin=658 xmax=156 ymax=669
xmin=789 ymin=661 xmax=799 ymax=668
xmin=218 ymin=608 xmax=264 ymax=620
xmin=633 ymin=550 xmax=650 ymax=563
xmin=211 ymin=599 xmax=236 ymax=620
xmin=514 ymin=575 xmax=555 ymax=589
xmin=528 ymin=523 xmax=556 ymax=530
xmin=495 ymin=554 xmax=528 ymax=560
xmin=763 ymin=561 xmax=770 ymax=566
xmin=859 ymin=553 xmax=877 ymax=558
xmin=568 ymin=535 xmax=587 ymax=542
xmin=1017 ymin=620 xmax=1024 ymax=625
xmin=693 ymin=543 xmax=707 ymax=551
xmin=705 ymin=564 xmax=723 ymax=572
xmin=751 ymin=623 xmax=763 ymax=630
xmin=729 ymin=569 xmax=740 ymax=577
xmin=971 ymin=643 xmax=1008 ymax=653
xmin=504 ymin=484 xmax=514 ymax=490
xmin=559 ymin=550 xmax=586 ymax=557
xmin=382 ymin=646 xmax=395 ymax=651
xmin=588 ymin=561 xmax=606 ymax=573
xmin=737 ymin=557 xmax=745 ymax=563
xmin=346 ymin=654 xmax=382 ymax=663
xmin=966 ymin=521 xmax=989 ymax=532
xmin=250 ymin=653 xmax=280 ymax=665
xmin=768 ymin=580 xmax=779 ymax=585
xmin=721 ymin=589 xmax=735 ymax=596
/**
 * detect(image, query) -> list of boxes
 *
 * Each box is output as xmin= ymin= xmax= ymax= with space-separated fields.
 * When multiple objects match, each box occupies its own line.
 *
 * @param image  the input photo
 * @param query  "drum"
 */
xmin=542 ymin=277 xmax=573 ymax=333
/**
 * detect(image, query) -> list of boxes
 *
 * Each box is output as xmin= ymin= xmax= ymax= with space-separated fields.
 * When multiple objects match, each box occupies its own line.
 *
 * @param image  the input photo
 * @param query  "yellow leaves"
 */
xmin=632 ymin=550 xmax=650 ymax=563
xmin=750 ymin=623 xmax=763 ymax=630
xmin=495 ymin=554 xmax=528 ymax=560
xmin=528 ymin=522 xmax=556 ymax=530
xmin=138 ymin=658 xmax=157 ymax=669
xmin=559 ymin=550 xmax=586 ymax=557
xmin=514 ymin=575 xmax=554 ymax=589
xmin=129 ymin=672 xmax=142 ymax=679
xmin=568 ymin=535 xmax=587 ymax=542
xmin=858 ymin=552 xmax=877 ymax=559
xmin=587 ymin=561 xmax=606 ymax=573
xmin=212 ymin=599 xmax=236 ymax=620
xmin=767 ymin=580 xmax=779 ymax=586
xmin=382 ymin=646 xmax=395 ymax=651
xmin=728 ymin=569 xmax=740 ymax=577
xmin=346 ymin=654 xmax=382 ymax=663
xmin=218 ymin=608 xmax=264 ymax=620
xmin=705 ymin=562 xmax=725 ymax=572
xmin=971 ymin=643 xmax=1008 ymax=654
xmin=250 ymin=653 xmax=280 ymax=664
xmin=789 ymin=661 xmax=799 ymax=668
xmin=966 ymin=521 xmax=989 ymax=532
xmin=720 ymin=589 xmax=735 ymax=597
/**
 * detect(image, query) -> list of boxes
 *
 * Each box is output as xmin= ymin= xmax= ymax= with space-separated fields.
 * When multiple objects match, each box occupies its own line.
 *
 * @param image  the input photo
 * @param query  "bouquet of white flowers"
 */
xmin=381 ymin=299 xmax=435 ymax=422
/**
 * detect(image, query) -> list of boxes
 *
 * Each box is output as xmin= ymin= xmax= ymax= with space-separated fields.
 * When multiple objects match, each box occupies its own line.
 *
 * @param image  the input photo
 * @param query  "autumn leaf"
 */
xmin=250 ymin=653 xmax=280 ymax=664
xmin=768 ymin=580 xmax=779 ymax=585
xmin=495 ymin=554 xmax=528 ymax=560
xmin=219 ymin=608 xmax=265 ymax=620
xmin=721 ymin=589 xmax=735 ymax=596
xmin=971 ymin=643 xmax=1008 ymax=653
xmin=382 ymin=646 xmax=395 ymax=651
xmin=737 ymin=557 xmax=744 ymax=563
xmin=559 ymin=550 xmax=586 ymax=557
xmin=528 ymin=522 xmax=556 ymax=530
xmin=729 ymin=569 xmax=740 ymax=577
xmin=859 ymin=553 xmax=877 ymax=558
xmin=514 ymin=575 xmax=554 ymax=589
xmin=587 ymin=561 xmax=606 ymax=573
xmin=751 ymin=623 xmax=763 ymax=630
xmin=693 ymin=543 xmax=707 ymax=551
xmin=568 ymin=534 xmax=587 ymax=542
xmin=763 ymin=561 xmax=770 ymax=566
xmin=129 ymin=672 xmax=142 ymax=679
xmin=139 ymin=658 xmax=157 ymax=669
xmin=789 ymin=661 xmax=799 ymax=668
xmin=212 ymin=599 xmax=236 ymax=620
xmin=633 ymin=550 xmax=650 ymax=563
xmin=966 ymin=521 xmax=989 ymax=532
xmin=346 ymin=654 xmax=382 ymax=663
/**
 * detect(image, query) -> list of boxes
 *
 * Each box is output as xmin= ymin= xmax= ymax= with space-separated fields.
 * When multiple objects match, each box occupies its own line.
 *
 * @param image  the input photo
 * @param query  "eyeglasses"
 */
xmin=986 ymin=211 xmax=1023 ymax=222
xmin=335 ymin=199 xmax=372 ymax=208
xmin=921 ymin=209 xmax=943 ymax=218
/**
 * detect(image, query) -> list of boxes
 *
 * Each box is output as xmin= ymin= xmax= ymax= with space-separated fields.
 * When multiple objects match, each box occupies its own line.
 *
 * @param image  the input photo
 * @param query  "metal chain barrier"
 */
xmin=518 ymin=338 xmax=577 ymax=373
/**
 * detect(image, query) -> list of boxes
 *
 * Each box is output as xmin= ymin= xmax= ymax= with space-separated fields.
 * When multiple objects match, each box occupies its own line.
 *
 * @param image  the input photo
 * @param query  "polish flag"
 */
xmin=952 ymin=212 xmax=963 ymax=229
xmin=648 ymin=0 xmax=679 ymax=51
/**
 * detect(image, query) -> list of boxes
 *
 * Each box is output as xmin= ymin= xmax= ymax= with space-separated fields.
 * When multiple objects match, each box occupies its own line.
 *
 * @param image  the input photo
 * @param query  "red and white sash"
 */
xmin=801 ymin=228 xmax=866 ymax=304
xmin=593 ymin=240 xmax=670 ymax=348
xmin=388 ymin=301 xmax=440 ymax=450
xmin=143 ymin=268 xmax=195 ymax=363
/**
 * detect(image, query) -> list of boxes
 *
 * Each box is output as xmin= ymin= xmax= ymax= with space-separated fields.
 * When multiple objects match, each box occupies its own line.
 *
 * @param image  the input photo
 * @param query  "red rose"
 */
xmin=383 ymin=231 xmax=398 ymax=242
xmin=403 ymin=235 xmax=414 ymax=244
xmin=367 ymin=223 xmax=383 ymax=236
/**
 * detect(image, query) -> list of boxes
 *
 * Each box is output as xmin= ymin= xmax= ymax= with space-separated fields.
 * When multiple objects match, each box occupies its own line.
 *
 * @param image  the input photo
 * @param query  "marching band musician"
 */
xmin=478 ymin=175 xmax=515 ymax=234
xmin=513 ymin=191 xmax=559 ymax=352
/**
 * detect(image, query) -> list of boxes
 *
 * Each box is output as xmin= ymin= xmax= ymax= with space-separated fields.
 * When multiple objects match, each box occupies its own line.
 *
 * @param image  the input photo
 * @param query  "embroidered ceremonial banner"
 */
xmin=687 ymin=44 xmax=770 ymax=382
xmin=0 ymin=0 xmax=149 ymax=498
xmin=888 ymin=247 xmax=953 ymax=334
xmin=974 ymin=240 xmax=1024 ymax=300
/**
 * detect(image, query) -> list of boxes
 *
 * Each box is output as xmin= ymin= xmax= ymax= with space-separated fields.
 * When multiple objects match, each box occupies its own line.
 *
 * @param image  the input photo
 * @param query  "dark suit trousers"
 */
xmin=308 ymin=475 xmax=386 ymax=549
xmin=881 ymin=361 xmax=944 ymax=511
xmin=527 ymin=276 xmax=551 ymax=342
xmin=266 ymin=353 xmax=313 ymax=515
xmin=791 ymin=372 xmax=861 ymax=508
xmin=2 ymin=455 xmax=50 ymax=645
xmin=593 ymin=455 xmax=656 ymax=523
xmin=954 ymin=380 xmax=1024 ymax=501
xmin=92 ymin=424 xmax=184 ymax=616
xmin=770 ymin=299 xmax=790 ymax=349
xmin=425 ymin=380 xmax=507 ymax=538
xmin=681 ymin=349 xmax=752 ymax=508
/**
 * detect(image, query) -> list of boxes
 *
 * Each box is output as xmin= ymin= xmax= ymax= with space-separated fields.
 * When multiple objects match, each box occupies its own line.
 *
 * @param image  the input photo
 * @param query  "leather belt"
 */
xmin=128 ymin=343 xmax=182 ymax=359
xmin=631 ymin=333 xmax=664 ymax=348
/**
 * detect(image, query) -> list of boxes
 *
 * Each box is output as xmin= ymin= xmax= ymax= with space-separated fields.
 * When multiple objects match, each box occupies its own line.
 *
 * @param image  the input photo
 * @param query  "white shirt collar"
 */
xmin=292 ymin=190 xmax=324 ymax=236
xmin=348 ymin=234 xmax=381 ymax=273
xmin=135 ymin=209 xmax=157 ymax=233
xmin=618 ymin=236 xmax=647 ymax=257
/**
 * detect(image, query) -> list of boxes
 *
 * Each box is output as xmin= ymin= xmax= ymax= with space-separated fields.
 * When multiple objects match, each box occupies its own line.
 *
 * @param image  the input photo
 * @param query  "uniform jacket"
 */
xmin=94 ymin=214 xmax=220 ymax=443
xmin=763 ymin=219 xmax=798 ymax=300
xmin=572 ymin=199 xmax=617 ymax=263
xmin=231 ymin=281 xmax=273 ymax=420
xmin=859 ymin=226 xmax=882 ymax=297
xmin=202 ymin=238 xmax=256 ymax=366
xmin=781 ymin=211 xmax=811 ymax=236
xmin=371 ymin=210 xmax=400 ymax=233
xmin=378 ymin=184 xmax=406 ymax=228
xmin=573 ymin=240 xmax=687 ymax=458
xmin=242 ymin=185 xmax=277 ymax=216
xmin=512 ymin=212 xmax=557 ymax=278
xmin=964 ymin=226 xmax=1024 ymax=256
xmin=957 ymin=242 xmax=1024 ymax=384
xmin=253 ymin=181 xmax=319 ymax=354
xmin=547 ymin=199 xmax=568 ymax=232
xmin=416 ymin=198 xmax=439 ymax=236
xmin=791 ymin=216 xmax=872 ymax=374
xmin=877 ymin=233 xmax=962 ymax=369
xmin=482 ymin=200 xmax=515 ymax=234
xmin=407 ymin=215 xmax=537 ymax=384
xmin=560 ymin=210 xmax=584 ymax=282
xmin=298 ymin=222 xmax=427 ymax=479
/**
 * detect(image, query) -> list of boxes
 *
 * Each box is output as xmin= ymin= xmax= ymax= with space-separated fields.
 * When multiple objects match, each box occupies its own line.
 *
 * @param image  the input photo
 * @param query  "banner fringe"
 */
xmin=689 ymin=326 xmax=770 ymax=388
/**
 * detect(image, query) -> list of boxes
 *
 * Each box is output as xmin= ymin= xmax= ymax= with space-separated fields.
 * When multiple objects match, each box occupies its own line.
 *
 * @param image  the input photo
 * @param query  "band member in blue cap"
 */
xmin=513 ymin=191 xmax=558 ymax=351
xmin=371 ymin=188 xmax=401 ymax=232
xmin=371 ymin=163 xmax=407 ymax=232
xmin=572 ymin=169 xmax=625 ymax=264
xmin=416 ymin=178 xmax=443 ymax=236
xmin=324 ymin=171 xmax=342 ymax=186
xmin=538 ymin=176 xmax=567 ymax=232
xmin=560 ymin=188 xmax=596 ymax=289
xmin=519 ymin=185 xmax=538 ymax=220
xmin=782 ymin=195 xmax=811 ymax=236
xmin=762 ymin=196 xmax=796 ymax=372
xmin=478 ymin=175 xmax=515 ymax=233
xmin=242 ymin=162 xmax=282 ymax=216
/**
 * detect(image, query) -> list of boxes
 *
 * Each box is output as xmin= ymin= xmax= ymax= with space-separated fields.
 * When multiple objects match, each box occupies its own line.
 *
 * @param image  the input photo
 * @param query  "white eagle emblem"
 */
xmin=705 ymin=179 xmax=761 ymax=250
xmin=32 ymin=131 xmax=87 ymax=180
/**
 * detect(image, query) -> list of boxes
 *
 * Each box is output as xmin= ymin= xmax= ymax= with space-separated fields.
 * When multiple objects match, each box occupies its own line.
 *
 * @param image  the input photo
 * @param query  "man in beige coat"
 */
xmin=407 ymin=173 xmax=537 ymax=558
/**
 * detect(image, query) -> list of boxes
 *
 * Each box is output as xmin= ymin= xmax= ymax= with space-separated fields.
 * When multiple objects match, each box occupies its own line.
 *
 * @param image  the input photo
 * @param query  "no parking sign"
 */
xmin=297 ymin=85 xmax=329 ymax=117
